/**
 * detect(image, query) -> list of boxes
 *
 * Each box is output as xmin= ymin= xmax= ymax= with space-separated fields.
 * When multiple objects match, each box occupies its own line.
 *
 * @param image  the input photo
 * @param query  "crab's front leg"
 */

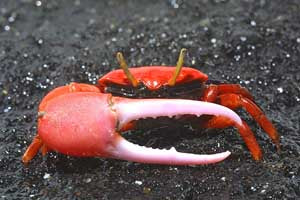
xmin=218 ymin=93 xmax=279 ymax=147
xmin=200 ymin=84 xmax=279 ymax=160
xmin=198 ymin=115 xmax=263 ymax=160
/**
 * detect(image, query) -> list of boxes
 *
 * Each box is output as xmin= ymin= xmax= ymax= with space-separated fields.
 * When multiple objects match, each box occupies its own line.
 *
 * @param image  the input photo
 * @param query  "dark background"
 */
xmin=1 ymin=0 xmax=299 ymax=199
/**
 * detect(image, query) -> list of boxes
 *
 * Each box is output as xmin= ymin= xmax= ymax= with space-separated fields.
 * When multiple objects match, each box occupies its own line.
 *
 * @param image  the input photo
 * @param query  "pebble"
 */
xmin=135 ymin=180 xmax=143 ymax=185
xmin=277 ymin=87 xmax=283 ymax=93
xmin=43 ymin=173 xmax=51 ymax=179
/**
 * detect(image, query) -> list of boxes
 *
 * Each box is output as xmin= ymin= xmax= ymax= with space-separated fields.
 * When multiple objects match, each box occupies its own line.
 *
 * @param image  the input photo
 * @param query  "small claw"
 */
xmin=109 ymin=135 xmax=231 ymax=165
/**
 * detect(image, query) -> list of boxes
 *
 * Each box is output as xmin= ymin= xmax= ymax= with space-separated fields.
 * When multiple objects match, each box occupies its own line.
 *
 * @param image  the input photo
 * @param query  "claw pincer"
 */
xmin=33 ymin=89 xmax=241 ymax=165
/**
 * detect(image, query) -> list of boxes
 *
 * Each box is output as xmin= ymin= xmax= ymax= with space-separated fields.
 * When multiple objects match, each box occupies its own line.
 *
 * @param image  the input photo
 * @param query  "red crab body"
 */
xmin=98 ymin=66 xmax=208 ymax=91
xmin=23 ymin=50 xmax=279 ymax=166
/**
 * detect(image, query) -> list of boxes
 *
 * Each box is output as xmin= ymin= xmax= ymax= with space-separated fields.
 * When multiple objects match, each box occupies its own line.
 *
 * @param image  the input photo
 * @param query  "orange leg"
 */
xmin=201 ymin=84 xmax=279 ymax=159
xmin=202 ymin=84 xmax=254 ymax=102
xmin=217 ymin=84 xmax=254 ymax=101
xmin=22 ymin=82 xmax=101 ymax=163
xmin=22 ymin=135 xmax=43 ymax=163
xmin=218 ymin=93 xmax=279 ymax=149
xmin=41 ymin=144 xmax=51 ymax=156
xmin=199 ymin=116 xmax=262 ymax=160
xmin=202 ymin=85 xmax=218 ymax=102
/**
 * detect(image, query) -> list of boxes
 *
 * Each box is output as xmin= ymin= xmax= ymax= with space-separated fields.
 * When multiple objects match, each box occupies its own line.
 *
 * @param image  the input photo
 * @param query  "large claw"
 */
xmin=36 ymin=92 xmax=242 ymax=165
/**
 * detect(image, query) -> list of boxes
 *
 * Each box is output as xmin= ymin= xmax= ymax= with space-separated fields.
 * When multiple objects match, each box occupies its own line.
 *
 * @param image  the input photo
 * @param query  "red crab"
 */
xmin=22 ymin=49 xmax=279 ymax=165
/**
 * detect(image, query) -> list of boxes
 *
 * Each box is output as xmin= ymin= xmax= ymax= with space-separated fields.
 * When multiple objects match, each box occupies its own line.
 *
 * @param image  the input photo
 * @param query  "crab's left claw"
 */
xmin=28 ymin=91 xmax=242 ymax=165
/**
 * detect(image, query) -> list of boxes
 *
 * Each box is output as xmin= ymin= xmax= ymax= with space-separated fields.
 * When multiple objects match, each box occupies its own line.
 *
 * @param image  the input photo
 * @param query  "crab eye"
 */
xmin=168 ymin=48 xmax=187 ymax=86
xmin=116 ymin=52 xmax=139 ymax=87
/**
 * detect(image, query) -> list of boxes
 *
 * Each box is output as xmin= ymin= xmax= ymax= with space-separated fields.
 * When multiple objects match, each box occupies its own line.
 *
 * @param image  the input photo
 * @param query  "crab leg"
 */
xmin=218 ymin=94 xmax=279 ymax=149
xmin=199 ymin=116 xmax=263 ymax=160
xmin=202 ymin=84 xmax=254 ymax=102
xmin=201 ymin=85 xmax=279 ymax=159
xmin=22 ymin=135 xmax=43 ymax=163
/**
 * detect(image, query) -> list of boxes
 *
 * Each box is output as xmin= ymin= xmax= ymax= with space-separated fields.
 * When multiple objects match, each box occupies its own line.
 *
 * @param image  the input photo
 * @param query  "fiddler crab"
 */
xmin=22 ymin=49 xmax=279 ymax=165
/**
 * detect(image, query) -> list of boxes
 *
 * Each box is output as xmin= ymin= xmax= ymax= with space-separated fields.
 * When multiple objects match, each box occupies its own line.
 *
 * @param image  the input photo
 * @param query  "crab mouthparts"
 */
xmin=108 ymin=98 xmax=242 ymax=165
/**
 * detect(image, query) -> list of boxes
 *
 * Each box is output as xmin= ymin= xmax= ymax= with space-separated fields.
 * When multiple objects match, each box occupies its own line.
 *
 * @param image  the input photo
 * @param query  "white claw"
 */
xmin=110 ymin=98 xmax=241 ymax=165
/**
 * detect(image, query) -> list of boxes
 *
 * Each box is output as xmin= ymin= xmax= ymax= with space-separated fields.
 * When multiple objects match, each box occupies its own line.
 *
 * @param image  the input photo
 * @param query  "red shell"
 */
xmin=98 ymin=66 xmax=208 ymax=91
